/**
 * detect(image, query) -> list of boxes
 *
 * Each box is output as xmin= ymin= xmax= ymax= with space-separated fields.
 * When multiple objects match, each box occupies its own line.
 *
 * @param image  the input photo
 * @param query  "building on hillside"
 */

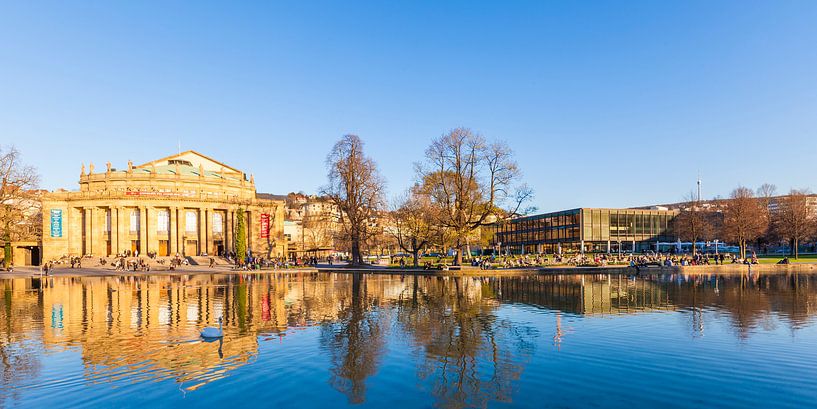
xmin=41 ymin=151 xmax=286 ymax=262
xmin=767 ymin=194 xmax=817 ymax=215
xmin=283 ymin=194 xmax=342 ymax=259
xmin=492 ymin=207 xmax=679 ymax=254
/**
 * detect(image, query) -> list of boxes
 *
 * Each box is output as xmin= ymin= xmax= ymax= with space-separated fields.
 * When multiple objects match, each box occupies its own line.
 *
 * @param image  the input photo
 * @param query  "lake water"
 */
xmin=1 ymin=271 xmax=816 ymax=408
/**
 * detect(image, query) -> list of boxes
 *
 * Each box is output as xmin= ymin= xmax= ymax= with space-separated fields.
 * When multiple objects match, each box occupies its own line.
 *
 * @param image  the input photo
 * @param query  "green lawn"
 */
xmin=757 ymin=254 xmax=817 ymax=264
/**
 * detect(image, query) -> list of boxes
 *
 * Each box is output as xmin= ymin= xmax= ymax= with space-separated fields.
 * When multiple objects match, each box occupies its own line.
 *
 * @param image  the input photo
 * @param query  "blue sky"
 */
xmin=1 ymin=1 xmax=816 ymax=211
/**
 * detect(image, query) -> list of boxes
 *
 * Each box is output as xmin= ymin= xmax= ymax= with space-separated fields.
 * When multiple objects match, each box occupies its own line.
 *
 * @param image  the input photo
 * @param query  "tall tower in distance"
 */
xmin=697 ymin=176 xmax=702 ymax=202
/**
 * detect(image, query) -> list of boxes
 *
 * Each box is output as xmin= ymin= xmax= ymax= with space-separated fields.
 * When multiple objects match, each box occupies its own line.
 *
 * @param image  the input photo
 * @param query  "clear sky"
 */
xmin=2 ymin=1 xmax=816 ymax=212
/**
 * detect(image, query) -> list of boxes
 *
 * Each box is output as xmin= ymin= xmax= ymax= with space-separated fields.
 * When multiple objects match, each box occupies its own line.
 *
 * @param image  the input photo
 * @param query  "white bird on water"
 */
xmin=200 ymin=317 xmax=223 ymax=339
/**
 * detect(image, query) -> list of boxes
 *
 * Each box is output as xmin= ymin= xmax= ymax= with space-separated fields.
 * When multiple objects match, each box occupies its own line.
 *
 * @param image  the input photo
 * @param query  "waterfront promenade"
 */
xmin=3 ymin=264 xmax=319 ymax=278
xmin=5 ymin=259 xmax=816 ymax=279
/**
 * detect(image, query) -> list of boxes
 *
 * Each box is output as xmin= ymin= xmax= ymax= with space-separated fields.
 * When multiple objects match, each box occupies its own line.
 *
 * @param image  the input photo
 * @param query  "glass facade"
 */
xmin=493 ymin=208 xmax=678 ymax=254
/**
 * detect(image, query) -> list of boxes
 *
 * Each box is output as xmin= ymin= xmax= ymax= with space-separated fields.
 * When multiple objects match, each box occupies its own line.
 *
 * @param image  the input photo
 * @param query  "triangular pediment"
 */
xmin=136 ymin=151 xmax=242 ymax=173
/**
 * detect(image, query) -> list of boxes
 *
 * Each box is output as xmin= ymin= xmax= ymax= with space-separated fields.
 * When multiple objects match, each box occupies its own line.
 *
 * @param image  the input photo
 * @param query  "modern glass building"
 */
xmin=492 ymin=208 xmax=679 ymax=254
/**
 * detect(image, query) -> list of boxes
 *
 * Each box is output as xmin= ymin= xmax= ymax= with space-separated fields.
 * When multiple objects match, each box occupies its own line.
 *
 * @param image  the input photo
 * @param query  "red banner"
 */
xmin=260 ymin=213 xmax=270 ymax=238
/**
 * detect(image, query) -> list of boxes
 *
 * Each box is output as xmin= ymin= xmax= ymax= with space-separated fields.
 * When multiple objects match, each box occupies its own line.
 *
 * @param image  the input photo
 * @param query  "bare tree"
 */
xmin=321 ymin=135 xmax=385 ymax=265
xmin=772 ymin=189 xmax=816 ymax=259
xmin=417 ymin=128 xmax=531 ymax=265
xmin=721 ymin=186 xmax=767 ymax=259
xmin=302 ymin=211 xmax=335 ymax=256
xmin=388 ymin=188 xmax=440 ymax=267
xmin=757 ymin=183 xmax=777 ymax=206
xmin=672 ymin=191 xmax=716 ymax=256
xmin=753 ymin=183 xmax=778 ymax=253
xmin=0 ymin=146 xmax=40 ymax=268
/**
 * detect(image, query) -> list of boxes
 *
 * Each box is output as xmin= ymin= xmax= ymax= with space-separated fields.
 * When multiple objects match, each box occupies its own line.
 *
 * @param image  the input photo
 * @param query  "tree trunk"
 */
xmin=2 ymin=227 xmax=10 ymax=268
xmin=412 ymin=249 xmax=420 ymax=267
xmin=794 ymin=238 xmax=799 ymax=259
xmin=691 ymin=230 xmax=696 ymax=257
xmin=351 ymin=234 xmax=362 ymax=265
xmin=3 ymin=242 xmax=10 ymax=269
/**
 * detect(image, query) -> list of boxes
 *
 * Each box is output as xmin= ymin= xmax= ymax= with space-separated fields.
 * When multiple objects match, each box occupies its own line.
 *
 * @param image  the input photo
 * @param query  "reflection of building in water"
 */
xmin=39 ymin=275 xmax=262 ymax=388
xmin=654 ymin=272 xmax=817 ymax=338
xmin=488 ymin=274 xmax=674 ymax=315
xmin=32 ymin=273 xmax=357 ymax=389
xmin=4 ymin=272 xmax=817 ymax=402
xmin=2 ymin=273 xmax=417 ymax=392
xmin=0 ymin=279 xmax=46 ymax=401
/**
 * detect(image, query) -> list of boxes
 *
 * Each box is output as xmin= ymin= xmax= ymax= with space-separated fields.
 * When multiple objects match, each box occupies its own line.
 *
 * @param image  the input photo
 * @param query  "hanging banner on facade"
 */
xmin=260 ymin=213 xmax=270 ymax=238
xmin=50 ymin=209 xmax=63 ymax=238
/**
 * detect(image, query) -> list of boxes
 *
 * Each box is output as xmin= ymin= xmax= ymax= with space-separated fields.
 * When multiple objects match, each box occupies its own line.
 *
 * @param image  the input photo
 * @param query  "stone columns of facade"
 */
xmin=119 ymin=206 xmax=126 ymax=256
xmin=92 ymin=207 xmax=105 ymax=256
xmin=147 ymin=207 xmax=159 ymax=255
xmin=100 ymin=207 xmax=113 ymax=257
xmin=198 ymin=208 xmax=206 ymax=256
xmin=606 ymin=240 xmax=611 ymax=254
xmin=139 ymin=206 xmax=147 ymax=255
xmin=110 ymin=207 xmax=118 ymax=256
xmin=226 ymin=209 xmax=233 ymax=255
xmin=119 ymin=207 xmax=128 ymax=256
xmin=169 ymin=207 xmax=177 ymax=256
xmin=90 ymin=207 xmax=99 ymax=256
xmin=204 ymin=208 xmax=211 ymax=255
xmin=176 ymin=208 xmax=185 ymax=256
xmin=83 ymin=207 xmax=92 ymax=256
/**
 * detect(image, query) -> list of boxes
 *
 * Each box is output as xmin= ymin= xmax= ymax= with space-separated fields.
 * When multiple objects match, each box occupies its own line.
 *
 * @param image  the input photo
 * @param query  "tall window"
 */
xmin=157 ymin=210 xmax=170 ymax=232
xmin=130 ymin=209 xmax=140 ymax=233
xmin=106 ymin=209 xmax=111 ymax=233
xmin=186 ymin=211 xmax=197 ymax=233
xmin=213 ymin=212 xmax=223 ymax=233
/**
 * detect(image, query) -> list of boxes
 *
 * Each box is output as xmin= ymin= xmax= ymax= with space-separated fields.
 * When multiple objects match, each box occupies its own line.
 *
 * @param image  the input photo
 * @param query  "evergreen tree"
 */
xmin=235 ymin=208 xmax=246 ymax=265
xmin=3 ymin=236 xmax=11 ymax=268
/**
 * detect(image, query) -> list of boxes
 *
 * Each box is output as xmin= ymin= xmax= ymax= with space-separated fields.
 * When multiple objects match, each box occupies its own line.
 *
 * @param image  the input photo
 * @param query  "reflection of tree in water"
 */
xmin=320 ymin=274 xmax=388 ymax=404
xmin=397 ymin=276 xmax=538 ymax=409
xmin=654 ymin=272 xmax=817 ymax=339
xmin=1 ymin=283 xmax=43 ymax=406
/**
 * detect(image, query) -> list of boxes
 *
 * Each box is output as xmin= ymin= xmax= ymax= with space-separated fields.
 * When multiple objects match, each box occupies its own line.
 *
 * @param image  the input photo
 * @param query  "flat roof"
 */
xmin=506 ymin=207 xmax=678 ymax=222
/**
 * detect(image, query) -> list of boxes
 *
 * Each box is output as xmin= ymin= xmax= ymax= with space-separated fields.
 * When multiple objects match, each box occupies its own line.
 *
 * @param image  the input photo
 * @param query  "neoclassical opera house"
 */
xmin=41 ymin=151 xmax=286 ymax=261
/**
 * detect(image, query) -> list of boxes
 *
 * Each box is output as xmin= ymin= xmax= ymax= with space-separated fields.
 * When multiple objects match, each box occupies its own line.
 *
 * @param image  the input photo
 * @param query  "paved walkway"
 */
xmin=1 ymin=265 xmax=319 ymax=278
xmin=4 ymin=261 xmax=815 ymax=279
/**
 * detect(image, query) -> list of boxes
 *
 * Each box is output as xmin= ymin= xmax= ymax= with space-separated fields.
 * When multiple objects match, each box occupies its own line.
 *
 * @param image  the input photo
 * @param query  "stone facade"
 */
xmin=41 ymin=151 xmax=286 ymax=261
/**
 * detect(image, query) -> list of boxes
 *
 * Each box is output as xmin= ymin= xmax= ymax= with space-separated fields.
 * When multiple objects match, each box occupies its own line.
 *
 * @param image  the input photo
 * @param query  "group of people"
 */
xmin=660 ymin=252 xmax=759 ymax=266
xmin=68 ymin=256 xmax=85 ymax=268
xmin=446 ymin=251 xmax=765 ymax=269
xmin=167 ymin=255 xmax=189 ymax=270
xmin=111 ymin=256 xmax=152 ymax=272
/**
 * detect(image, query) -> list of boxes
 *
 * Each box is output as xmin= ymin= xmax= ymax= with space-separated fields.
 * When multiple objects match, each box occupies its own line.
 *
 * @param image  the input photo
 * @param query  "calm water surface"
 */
xmin=1 ymin=271 xmax=816 ymax=408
